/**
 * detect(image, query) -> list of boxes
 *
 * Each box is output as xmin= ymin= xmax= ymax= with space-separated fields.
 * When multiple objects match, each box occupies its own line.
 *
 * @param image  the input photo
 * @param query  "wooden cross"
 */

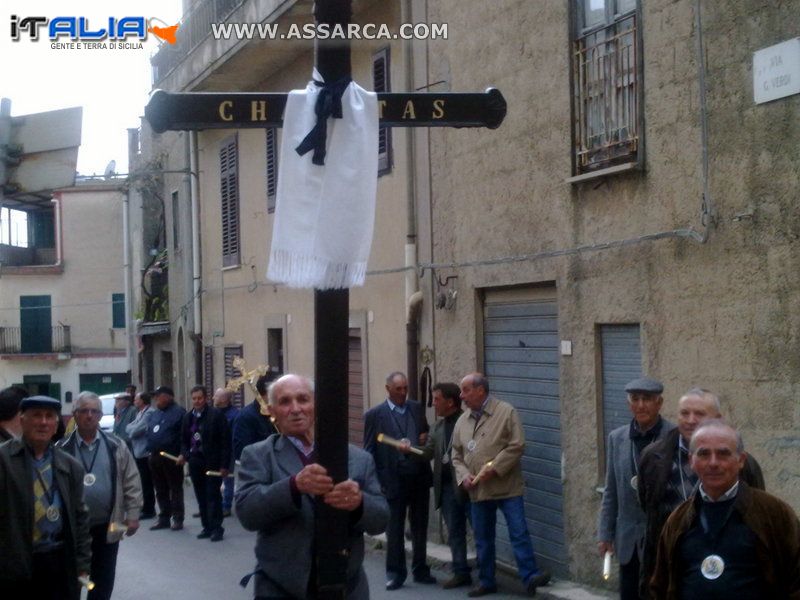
xmin=145 ymin=1 xmax=506 ymax=596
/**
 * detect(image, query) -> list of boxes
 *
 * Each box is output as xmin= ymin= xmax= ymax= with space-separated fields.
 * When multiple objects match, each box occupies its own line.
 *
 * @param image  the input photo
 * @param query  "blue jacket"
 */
xmin=146 ymin=402 xmax=186 ymax=456
xmin=233 ymin=401 xmax=276 ymax=461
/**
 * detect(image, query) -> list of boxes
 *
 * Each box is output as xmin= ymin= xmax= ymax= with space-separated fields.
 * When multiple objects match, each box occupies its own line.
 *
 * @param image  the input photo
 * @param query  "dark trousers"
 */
xmin=2 ymin=547 xmax=73 ymax=599
xmin=149 ymin=452 xmax=185 ymax=523
xmin=135 ymin=455 xmax=156 ymax=515
xmin=441 ymin=481 xmax=471 ymax=575
xmin=87 ymin=524 xmax=120 ymax=600
xmin=620 ymin=551 xmax=642 ymax=600
xmin=386 ymin=477 xmax=431 ymax=582
xmin=188 ymin=455 xmax=223 ymax=533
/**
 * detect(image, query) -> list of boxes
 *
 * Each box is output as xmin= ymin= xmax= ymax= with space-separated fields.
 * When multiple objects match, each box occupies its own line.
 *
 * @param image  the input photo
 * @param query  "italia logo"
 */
xmin=10 ymin=15 xmax=180 ymax=45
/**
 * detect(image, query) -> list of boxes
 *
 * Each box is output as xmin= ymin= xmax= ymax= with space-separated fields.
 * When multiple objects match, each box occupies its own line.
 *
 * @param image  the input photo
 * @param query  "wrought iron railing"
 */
xmin=0 ymin=325 xmax=72 ymax=354
xmin=151 ymin=0 xmax=244 ymax=84
xmin=573 ymin=14 xmax=639 ymax=172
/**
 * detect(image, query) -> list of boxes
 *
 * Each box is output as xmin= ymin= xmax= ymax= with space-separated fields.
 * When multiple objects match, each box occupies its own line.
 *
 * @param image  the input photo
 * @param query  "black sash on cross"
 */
xmin=143 ymin=1 xmax=506 ymax=597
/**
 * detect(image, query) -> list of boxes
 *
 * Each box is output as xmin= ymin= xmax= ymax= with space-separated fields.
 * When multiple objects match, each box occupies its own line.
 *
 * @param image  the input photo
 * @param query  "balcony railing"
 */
xmin=573 ymin=13 xmax=639 ymax=172
xmin=0 ymin=325 xmax=72 ymax=354
xmin=151 ymin=0 xmax=244 ymax=84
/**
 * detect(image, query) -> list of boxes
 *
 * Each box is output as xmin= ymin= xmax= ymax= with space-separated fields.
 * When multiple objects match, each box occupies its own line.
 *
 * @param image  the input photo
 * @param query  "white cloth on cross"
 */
xmin=267 ymin=70 xmax=379 ymax=289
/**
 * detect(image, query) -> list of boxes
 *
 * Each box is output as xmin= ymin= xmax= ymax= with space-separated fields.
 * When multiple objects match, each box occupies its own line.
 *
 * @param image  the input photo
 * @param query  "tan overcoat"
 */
xmin=451 ymin=396 xmax=525 ymax=502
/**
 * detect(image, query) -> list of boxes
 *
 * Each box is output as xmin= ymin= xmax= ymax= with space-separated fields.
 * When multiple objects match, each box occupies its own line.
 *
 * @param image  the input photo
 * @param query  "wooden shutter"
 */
xmin=266 ymin=128 xmax=278 ymax=212
xmin=204 ymin=346 xmax=214 ymax=394
xmin=373 ymin=48 xmax=392 ymax=175
xmin=220 ymin=135 xmax=240 ymax=267
xmin=224 ymin=345 xmax=244 ymax=408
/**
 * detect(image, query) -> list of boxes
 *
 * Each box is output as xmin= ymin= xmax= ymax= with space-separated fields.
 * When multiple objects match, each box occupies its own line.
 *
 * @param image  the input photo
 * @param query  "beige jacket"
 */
xmin=451 ymin=396 xmax=525 ymax=502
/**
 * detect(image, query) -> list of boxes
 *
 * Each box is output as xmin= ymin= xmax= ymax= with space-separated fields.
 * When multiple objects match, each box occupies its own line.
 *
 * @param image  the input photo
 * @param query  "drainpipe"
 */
xmin=402 ymin=0 xmax=421 ymax=401
xmin=122 ymin=182 xmax=133 ymax=368
xmin=189 ymin=131 xmax=202 ymax=336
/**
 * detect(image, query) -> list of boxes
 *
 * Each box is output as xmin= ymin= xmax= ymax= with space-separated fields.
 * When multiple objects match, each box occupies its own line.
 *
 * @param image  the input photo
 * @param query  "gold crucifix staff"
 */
xmin=226 ymin=356 xmax=280 ymax=434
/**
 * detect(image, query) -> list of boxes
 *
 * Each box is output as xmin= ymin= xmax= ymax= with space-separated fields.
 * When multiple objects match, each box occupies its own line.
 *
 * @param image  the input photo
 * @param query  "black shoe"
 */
xmin=222 ymin=509 xmax=232 ymax=518
xmin=468 ymin=584 xmax=497 ymax=597
xmin=139 ymin=512 xmax=156 ymax=520
xmin=385 ymin=579 xmax=404 ymax=591
xmin=210 ymin=528 xmax=224 ymax=542
xmin=196 ymin=529 xmax=212 ymax=539
xmin=414 ymin=574 xmax=436 ymax=584
xmin=170 ymin=520 xmax=184 ymax=531
xmin=442 ymin=574 xmax=472 ymax=589
xmin=526 ymin=571 xmax=551 ymax=596
xmin=149 ymin=520 xmax=170 ymax=530
xmin=192 ymin=512 xmax=201 ymax=518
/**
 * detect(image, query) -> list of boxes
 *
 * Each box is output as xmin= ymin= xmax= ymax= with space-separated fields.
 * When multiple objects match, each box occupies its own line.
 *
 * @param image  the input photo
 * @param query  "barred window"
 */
xmin=572 ymin=0 xmax=641 ymax=174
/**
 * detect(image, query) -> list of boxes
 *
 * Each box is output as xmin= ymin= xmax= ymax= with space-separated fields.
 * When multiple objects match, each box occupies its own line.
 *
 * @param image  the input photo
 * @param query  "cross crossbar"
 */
xmin=145 ymin=88 xmax=506 ymax=133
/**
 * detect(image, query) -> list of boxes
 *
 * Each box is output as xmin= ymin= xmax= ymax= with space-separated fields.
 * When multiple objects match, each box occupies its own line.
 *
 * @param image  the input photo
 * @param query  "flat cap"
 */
xmin=153 ymin=386 xmax=174 ymax=397
xmin=625 ymin=377 xmax=664 ymax=394
xmin=20 ymin=395 xmax=62 ymax=413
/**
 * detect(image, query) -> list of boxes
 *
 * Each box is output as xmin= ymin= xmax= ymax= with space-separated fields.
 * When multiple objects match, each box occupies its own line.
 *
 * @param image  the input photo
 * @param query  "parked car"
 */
xmin=98 ymin=393 xmax=120 ymax=433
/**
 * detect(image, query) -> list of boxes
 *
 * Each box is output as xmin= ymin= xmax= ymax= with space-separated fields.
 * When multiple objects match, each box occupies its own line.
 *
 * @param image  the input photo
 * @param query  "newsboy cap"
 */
xmin=624 ymin=377 xmax=664 ymax=394
xmin=20 ymin=395 xmax=62 ymax=414
xmin=153 ymin=386 xmax=174 ymax=397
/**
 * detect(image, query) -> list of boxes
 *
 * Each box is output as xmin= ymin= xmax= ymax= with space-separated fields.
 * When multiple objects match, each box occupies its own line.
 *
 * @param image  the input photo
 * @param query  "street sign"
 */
xmin=753 ymin=37 xmax=800 ymax=105
xmin=145 ymin=89 xmax=506 ymax=132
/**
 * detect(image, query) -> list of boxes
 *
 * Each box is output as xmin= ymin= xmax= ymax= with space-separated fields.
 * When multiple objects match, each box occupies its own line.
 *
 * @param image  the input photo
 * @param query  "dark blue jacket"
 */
xmin=232 ymin=401 xmax=276 ymax=461
xmin=146 ymin=402 xmax=186 ymax=456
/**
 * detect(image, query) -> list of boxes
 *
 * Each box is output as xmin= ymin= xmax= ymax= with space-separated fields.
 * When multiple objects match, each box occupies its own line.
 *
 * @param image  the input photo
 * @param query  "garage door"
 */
xmin=483 ymin=287 xmax=567 ymax=576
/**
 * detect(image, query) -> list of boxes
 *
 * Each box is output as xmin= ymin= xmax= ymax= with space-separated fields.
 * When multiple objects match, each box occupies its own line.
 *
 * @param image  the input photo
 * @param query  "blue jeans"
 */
xmin=222 ymin=475 xmax=235 ymax=511
xmin=441 ymin=481 xmax=471 ymax=575
xmin=471 ymin=496 xmax=540 ymax=588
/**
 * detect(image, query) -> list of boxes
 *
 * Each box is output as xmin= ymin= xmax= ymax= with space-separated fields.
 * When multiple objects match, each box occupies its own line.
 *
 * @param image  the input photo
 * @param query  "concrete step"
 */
xmin=367 ymin=533 xmax=615 ymax=599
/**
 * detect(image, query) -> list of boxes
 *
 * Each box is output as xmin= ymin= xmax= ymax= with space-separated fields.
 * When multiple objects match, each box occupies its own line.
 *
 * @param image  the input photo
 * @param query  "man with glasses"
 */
xmin=597 ymin=377 xmax=675 ymax=599
xmin=59 ymin=392 xmax=142 ymax=600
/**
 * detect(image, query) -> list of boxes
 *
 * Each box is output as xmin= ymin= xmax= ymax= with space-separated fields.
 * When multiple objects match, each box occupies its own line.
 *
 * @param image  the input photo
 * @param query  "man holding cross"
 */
xmin=236 ymin=374 xmax=388 ymax=599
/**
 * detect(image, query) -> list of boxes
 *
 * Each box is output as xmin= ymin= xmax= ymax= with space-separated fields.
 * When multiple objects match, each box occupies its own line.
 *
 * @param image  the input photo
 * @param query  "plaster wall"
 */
xmin=425 ymin=0 xmax=800 ymax=586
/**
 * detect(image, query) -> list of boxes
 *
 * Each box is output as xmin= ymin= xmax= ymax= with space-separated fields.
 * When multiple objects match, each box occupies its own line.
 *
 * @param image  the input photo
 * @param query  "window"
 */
xmin=220 ymin=135 xmax=240 ymax=267
xmin=112 ymin=293 xmax=125 ymax=328
xmin=266 ymin=128 xmax=278 ymax=213
xmin=171 ymin=191 xmax=179 ymax=251
xmin=373 ymin=47 xmax=392 ymax=176
xmin=224 ymin=345 xmax=244 ymax=408
xmin=572 ymin=0 xmax=641 ymax=174
xmin=0 ymin=207 xmax=29 ymax=247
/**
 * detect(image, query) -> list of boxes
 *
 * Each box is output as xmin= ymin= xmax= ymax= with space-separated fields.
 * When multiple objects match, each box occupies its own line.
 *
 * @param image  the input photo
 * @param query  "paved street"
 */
xmin=111 ymin=490 xmax=537 ymax=599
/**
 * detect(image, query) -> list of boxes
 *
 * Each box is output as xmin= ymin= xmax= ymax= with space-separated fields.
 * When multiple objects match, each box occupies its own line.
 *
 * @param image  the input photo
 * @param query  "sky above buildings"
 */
xmin=1 ymin=0 xmax=181 ymax=176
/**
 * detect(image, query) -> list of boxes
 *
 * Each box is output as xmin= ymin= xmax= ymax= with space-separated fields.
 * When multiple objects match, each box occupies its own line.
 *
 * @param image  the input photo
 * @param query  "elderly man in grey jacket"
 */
xmin=59 ymin=391 xmax=143 ymax=600
xmin=597 ymin=377 xmax=675 ymax=600
xmin=236 ymin=374 xmax=388 ymax=599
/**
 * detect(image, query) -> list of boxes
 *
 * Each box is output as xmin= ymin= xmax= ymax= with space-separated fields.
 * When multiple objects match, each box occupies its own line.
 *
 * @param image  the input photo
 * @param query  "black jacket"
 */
xmin=180 ymin=405 xmax=231 ymax=470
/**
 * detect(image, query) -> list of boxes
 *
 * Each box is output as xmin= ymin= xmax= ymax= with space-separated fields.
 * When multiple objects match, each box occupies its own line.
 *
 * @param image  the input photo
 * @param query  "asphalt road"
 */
xmin=112 ymin=491 xmax=531 ymax=599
